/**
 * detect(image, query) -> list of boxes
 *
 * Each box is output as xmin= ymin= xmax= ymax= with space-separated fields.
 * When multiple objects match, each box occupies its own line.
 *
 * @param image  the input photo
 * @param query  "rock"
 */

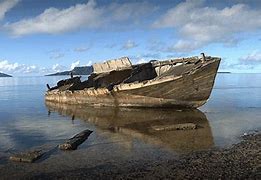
xmin=151 ymin=123 xmax=197 ymax=131
xmin=9 ymin=150 xmax=44 ymax=163
xmin=59 ymin=129 xmax=93 ymax=150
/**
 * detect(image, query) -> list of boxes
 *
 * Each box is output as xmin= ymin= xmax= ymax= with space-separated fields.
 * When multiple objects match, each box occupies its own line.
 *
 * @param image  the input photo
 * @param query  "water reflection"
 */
xmin=46 ymin=102 xmax=214 ymax=153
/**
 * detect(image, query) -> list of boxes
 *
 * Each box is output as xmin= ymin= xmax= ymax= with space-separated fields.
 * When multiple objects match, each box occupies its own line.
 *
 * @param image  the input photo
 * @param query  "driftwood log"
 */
xmin=9 ymin=150 xmax=44 ymax=163
xmin=151 ymin=123 xmax=197 ymax=131
xmin=59 ymin=129 xmax=93 ymax=150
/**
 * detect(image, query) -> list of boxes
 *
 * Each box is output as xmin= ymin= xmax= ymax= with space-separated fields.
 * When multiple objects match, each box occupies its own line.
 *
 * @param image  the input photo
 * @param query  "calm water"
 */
xmin=0 ymin=74 xmax=260 ymax=160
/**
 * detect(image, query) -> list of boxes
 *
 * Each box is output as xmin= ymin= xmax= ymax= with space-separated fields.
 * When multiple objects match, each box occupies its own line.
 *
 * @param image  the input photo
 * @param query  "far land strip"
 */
xmin=46 ymin=66 xmax=93 ymax=76
xmin=0 ymin=72 xmax=12 ymax=77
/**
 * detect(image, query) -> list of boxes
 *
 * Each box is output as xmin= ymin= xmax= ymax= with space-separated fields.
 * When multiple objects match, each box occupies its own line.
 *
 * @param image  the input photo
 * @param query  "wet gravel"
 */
xmin=22 ymin=133 xmax=261 ymax=180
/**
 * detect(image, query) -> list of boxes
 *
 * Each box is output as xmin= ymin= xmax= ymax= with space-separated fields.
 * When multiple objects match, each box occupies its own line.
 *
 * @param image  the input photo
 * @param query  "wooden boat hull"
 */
xmin=45 ymin=58 xmax=220 ymax=108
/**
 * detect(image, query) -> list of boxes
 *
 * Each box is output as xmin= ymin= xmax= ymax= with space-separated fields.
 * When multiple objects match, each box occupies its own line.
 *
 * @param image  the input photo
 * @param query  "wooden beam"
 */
xmin=59 ymin=129 xmax=93 ymax=150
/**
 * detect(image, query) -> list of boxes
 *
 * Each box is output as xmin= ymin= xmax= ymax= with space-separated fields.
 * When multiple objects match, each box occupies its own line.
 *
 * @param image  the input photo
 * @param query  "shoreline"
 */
xmin=1 ymin=132 xmax=259 ymax=179
xmin=42 ymin=132 xmax=261 ymax=179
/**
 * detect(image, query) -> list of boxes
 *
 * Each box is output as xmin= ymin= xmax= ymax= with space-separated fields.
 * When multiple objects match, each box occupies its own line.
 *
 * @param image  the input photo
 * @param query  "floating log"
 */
xmin=59 ymin=129 xmax=93 ymax=150
xmin=9 ymin=150 xmax=44 ymax=163
xmin=151 ymin=123 xmax=197 ymax=131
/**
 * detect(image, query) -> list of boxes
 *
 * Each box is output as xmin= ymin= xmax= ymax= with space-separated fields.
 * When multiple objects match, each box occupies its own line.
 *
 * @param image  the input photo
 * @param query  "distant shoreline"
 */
xmin=45 ymin=66 xmax=93 ymax=76
xmin=0 ymin=73 xmax=12 ymax=77
xmin=218 ymin=72 xmax=231 ymax=73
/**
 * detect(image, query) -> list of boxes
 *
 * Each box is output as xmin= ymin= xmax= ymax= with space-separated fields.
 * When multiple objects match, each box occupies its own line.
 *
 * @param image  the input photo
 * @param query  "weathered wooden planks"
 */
xmin=9 ymin=150 xmax=44 ymax=163
xmin=59 ymin=129 xmax=93 ymax=150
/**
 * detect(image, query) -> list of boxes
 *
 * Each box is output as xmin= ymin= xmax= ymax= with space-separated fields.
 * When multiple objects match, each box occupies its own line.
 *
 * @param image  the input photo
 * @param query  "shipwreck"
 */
xmin=45 ymin=53 xmax=221 ymax=108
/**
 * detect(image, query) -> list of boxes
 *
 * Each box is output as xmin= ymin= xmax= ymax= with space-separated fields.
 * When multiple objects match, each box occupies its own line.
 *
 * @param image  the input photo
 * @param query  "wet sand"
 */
xmin=0 ymin=132 xmax=259 ymax=180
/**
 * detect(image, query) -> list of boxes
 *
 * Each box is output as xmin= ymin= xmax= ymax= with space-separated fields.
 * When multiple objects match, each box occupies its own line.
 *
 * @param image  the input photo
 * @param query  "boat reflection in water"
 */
xmin=46 ymin=102 xmax=214 ymax=153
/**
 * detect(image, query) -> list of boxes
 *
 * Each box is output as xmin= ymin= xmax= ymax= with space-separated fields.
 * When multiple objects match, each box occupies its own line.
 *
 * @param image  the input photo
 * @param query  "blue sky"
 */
xmin=0 ymin=0 xmax=261 ymax=76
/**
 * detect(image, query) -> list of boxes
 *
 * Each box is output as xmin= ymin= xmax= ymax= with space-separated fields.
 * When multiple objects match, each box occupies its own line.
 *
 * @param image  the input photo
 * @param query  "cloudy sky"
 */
xmin=0 ymin=0 xmax=260 ymax=75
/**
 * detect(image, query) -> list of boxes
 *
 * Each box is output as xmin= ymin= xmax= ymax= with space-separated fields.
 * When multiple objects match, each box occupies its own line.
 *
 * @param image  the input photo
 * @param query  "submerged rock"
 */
xmin=59 ymin=129 xmax=93 ymax=150
xmin=9 ymin=150 xmax=44 ymax=163
xmin=151 ymin=123 xmax=197 ymax=131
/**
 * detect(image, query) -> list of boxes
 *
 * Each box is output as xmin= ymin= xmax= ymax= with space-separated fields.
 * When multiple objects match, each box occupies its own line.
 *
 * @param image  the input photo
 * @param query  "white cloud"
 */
xmin=220 ymin=51 xmax=261 ymax=72
xmin=0 ymin=59 xmax=91 ymax=75
xmin=130 ymin=53 xmax=161 ymax=64
xmin=137 ymin=58 xmax=147 ymax=64
xmin=108 ymin=1 xmax=156 ymax=22
xmin=0 ymin=60 xmax=19 ymax=71
xmin=0 ymin=60 xmax=39 ymax=74
xmin=50 ymin=52 xmax=64 ymax=59
xmin=70 ymin=60 xmax=80 ymax=70
xmin=85 ymin=60 xmax=92 ymax=66
xmin=105 ymin=43 xmax=117 ymax=49
xmin=52 ymin=63 xmax=67 ymax=72
xmin=239 ymin=51 xmax=261 ymax=65
xmin=167 ymin=40 xmax=202 ymax=53
xmin=122 ymin=40 xmax=138 ymax=50
xmin=4 ymin=0 xmax=103 ymax=36
xmin=147 ymin=40 xmax=166 ymax=52
xmin=24 ymin=65 xmax=38 ymax=73
xmin=0 ymin=0 xmax=19 ymax=20
xmin=140 ymin=53 xmax=161 ymax=59
xmin=74 ymin=47 xmax=90 ymax=52
xmin=153 ymin=0 xmax=261 ymax=52
xmin=4 ymin=0 xmax=156 ymax=36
